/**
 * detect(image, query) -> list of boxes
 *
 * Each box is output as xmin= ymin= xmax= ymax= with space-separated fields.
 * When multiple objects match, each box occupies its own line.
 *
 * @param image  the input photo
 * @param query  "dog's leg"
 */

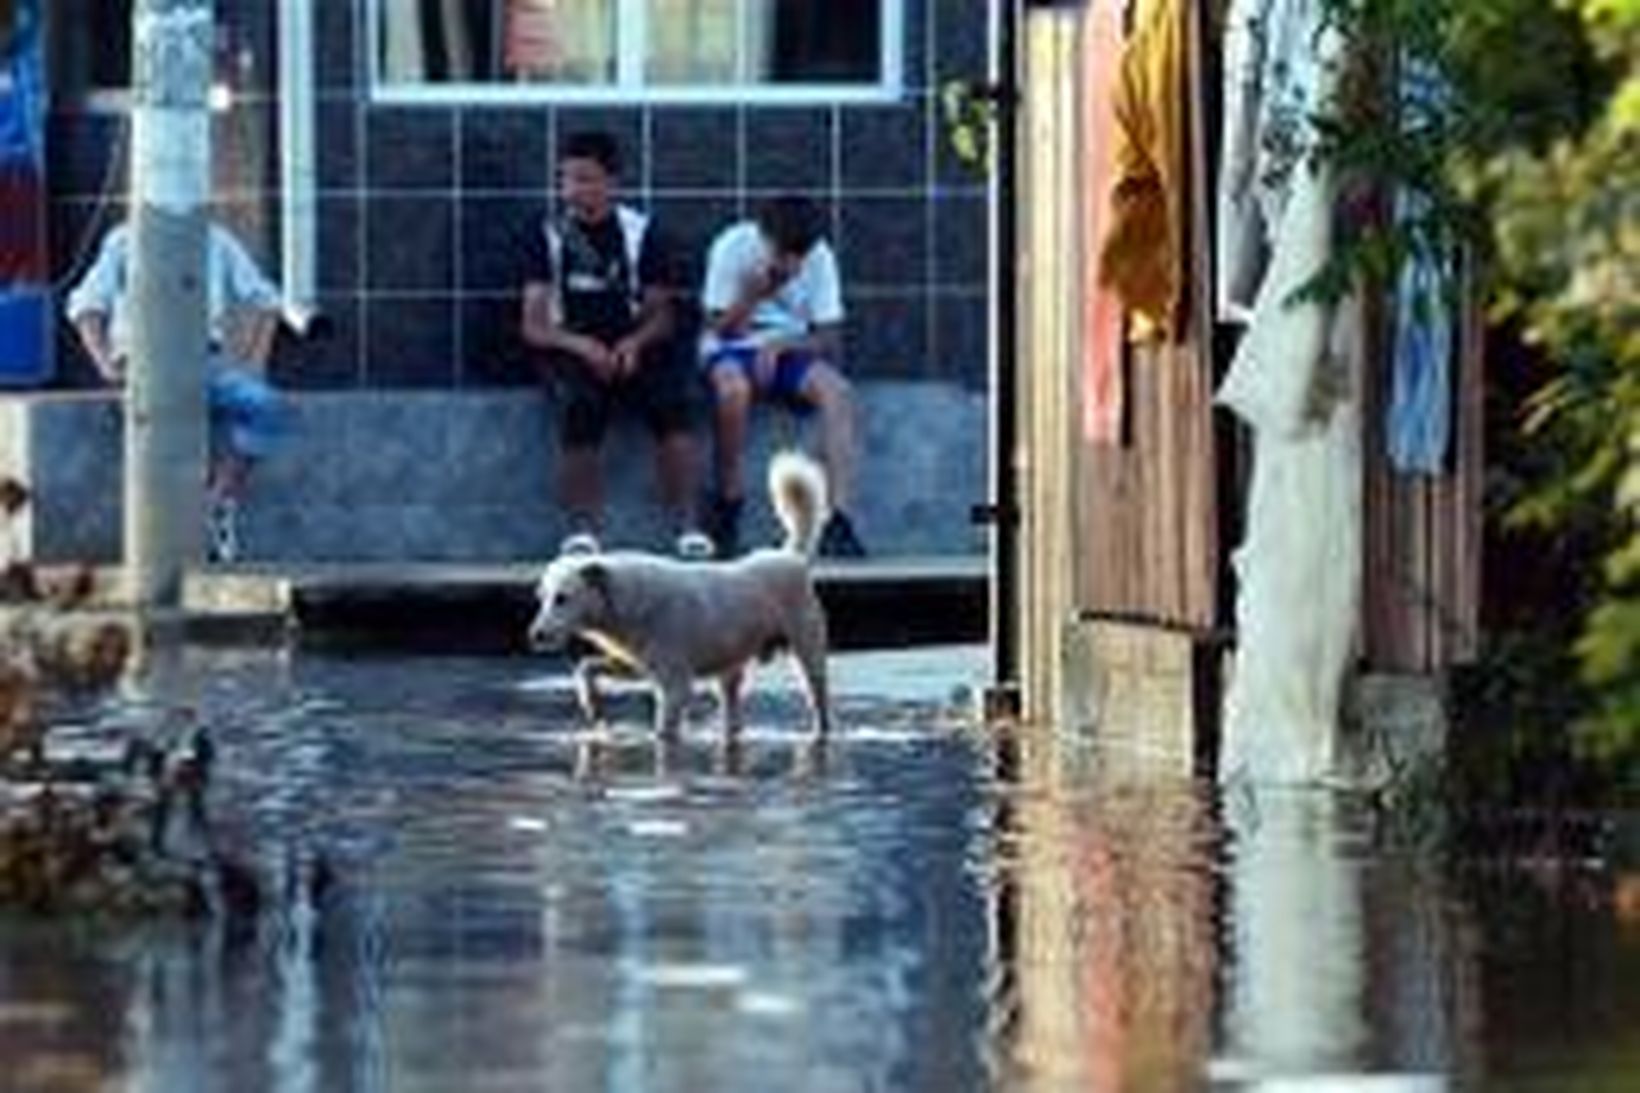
xmin=718 ymin=666 xmax=746 ymax=736
xmin=573 ymin=734 xmax=607 ymax=782
xmin=652 ymin=668 xmax=692 ymax=737
xmin=574 ymin=656 xmax=619 ymax=726
xmin=789 ymin=602 xmax=831 ymax=735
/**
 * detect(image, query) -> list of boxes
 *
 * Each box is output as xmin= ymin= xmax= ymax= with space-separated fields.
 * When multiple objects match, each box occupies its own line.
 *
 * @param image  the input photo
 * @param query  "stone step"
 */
xmin=182 ymin=556 xmax=989 ymax=653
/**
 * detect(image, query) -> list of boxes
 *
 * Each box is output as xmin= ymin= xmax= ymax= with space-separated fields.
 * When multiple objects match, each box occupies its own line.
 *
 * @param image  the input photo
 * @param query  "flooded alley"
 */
xmin=0 ymin=646 xmax=1634 ymax=1091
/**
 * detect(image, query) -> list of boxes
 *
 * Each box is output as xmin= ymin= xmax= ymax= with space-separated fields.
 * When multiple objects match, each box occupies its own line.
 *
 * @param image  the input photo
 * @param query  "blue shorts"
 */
xmin=703 ymin=343 xmax=818 ymax=411
xmin=207 ymin=360 xmax=285 ymax=460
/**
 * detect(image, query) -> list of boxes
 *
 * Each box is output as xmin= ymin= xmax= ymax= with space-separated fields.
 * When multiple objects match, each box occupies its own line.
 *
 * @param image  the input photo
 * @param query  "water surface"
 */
xmin=0 ymin=646 xmax=1635 ymax=1092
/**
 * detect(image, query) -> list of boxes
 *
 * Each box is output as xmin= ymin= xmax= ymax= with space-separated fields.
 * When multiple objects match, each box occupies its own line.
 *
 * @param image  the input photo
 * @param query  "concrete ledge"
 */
xmin=179 ymin=557 xmax=987 ymax=653
xmin=2 ymin=381 xmax=988 ymax=564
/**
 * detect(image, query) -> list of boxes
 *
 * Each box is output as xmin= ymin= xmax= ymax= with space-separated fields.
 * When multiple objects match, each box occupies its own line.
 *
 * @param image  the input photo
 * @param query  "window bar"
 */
xmin=617 ymin=0 xmax=645 ymax=88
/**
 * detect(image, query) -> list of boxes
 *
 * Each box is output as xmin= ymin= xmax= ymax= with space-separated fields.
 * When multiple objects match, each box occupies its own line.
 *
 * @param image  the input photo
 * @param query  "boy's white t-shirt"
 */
xmin=700 ymin=221 xmax=844 ymax=355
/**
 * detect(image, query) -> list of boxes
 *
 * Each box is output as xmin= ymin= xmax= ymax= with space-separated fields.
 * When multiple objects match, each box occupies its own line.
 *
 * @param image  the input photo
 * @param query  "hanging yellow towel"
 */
xmin=1097 ymin=0 xmax=1187 ymax=340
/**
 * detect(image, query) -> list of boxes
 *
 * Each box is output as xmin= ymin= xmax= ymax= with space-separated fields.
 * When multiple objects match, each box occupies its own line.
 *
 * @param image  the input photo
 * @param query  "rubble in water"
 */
xmin=0 ymin=475 xmax=258 ymax=918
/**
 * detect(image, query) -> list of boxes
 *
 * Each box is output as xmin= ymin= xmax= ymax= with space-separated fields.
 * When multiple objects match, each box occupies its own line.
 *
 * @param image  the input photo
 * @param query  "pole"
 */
xmin=985 ymin=0 xmax=1022 ymax=710
xmin=126 ymin=0 xmax=212 ymax=608
xmin=279 ymin=0 xmax=319 ymax=331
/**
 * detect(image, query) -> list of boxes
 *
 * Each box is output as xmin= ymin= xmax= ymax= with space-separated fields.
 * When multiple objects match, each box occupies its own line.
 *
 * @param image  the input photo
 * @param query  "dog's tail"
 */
xmin=768 ymin=450 xmax=829 ymax=556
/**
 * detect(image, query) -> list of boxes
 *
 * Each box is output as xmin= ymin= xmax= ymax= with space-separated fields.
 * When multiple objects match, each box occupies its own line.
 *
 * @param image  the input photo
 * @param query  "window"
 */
xmin=374 ymin=0 xmax=901 ymax=102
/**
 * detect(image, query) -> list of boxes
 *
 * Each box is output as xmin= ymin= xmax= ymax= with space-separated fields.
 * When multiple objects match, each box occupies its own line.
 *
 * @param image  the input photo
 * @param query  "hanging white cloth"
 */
xmin=1215 ymin=1 xmax=1362 ymax=785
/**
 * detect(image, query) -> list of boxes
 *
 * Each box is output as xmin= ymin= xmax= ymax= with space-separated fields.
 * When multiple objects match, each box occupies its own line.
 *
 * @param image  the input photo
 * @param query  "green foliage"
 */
xmin=1313 ymin=0 xmax=1639 ymax=784
xmin=940 ymin=79 xmax=997 ymax=173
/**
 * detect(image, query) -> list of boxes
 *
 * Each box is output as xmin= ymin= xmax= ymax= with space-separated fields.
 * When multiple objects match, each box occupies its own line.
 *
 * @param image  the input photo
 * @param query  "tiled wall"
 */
xmin=45 ymin=0 xmax=992 ymax=394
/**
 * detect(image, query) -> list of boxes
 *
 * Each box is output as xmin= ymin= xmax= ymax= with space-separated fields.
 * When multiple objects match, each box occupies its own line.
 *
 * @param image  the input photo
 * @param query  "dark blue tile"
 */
xmin=840 ymin=104 xmax=927 ymax=190
xmin=933 ymin=195 xmax=987 ymax=288
xmin=552 ymin=108 xmax=643 ymax=184
xmin=366 ymin=108 xmax=455 ymax=191
xmin=365 ymin=296 xmax=457 ymax=388
xmin=366 ymin=196 xmax=453 ymax=291
xmin=648 ymin=196 xmax=739 ymax=295
xmin=838 ymin=197 xmax=930 ymax=288
xmin=933 ymin=292 xmax=988 ymax=389
xmin=902 ymin=0 xmax=930 ymax=90
xmin=840 ymin=293 xmax=930 ymax=381
xmin=46 ymin=112 xmax=126 ymax=198
xmin=650 ymin=108 xmax=738 ymax=191
xmin=935 ymin=0 xmax=990 ymax=83
xmin=317 ymin=196 xmax=360 ymax=292
xmin=222 ymin=0 xmax=276 ymax=93
xmin=316 ymin=0 xmax=357 ymax=91
xmin=275 ymin=294 xmax=362 ymax=390
xmin=460 ymin=197 xmax=545 ymax=293
xmin=460 ymin=294 xmax=534 ymax=388
xmin=461 ymin=110 xmax=550 ymax=194
xmin=317 ymin=102 xmax=359 ymax=192
xmin=745 ymin=108 xmax=832 ymax=193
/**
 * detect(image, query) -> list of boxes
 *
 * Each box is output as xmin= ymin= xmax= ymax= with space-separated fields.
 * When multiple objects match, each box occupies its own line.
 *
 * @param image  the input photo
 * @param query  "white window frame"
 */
xmin=368 ymin=0 xmax=906 ymax=105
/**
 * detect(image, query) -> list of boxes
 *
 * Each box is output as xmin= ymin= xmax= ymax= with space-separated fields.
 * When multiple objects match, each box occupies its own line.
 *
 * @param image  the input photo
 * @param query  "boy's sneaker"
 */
xmin=818 ymin=511 xmax=867 ymax=559
xmin=674 ymin=529 xmax=715 ymax=561
xmin=206 ymin=499 xmax=241 ymax=563
xmin=559 ymin=531 xmax=602 ymax=557
xmin=703 ymin=494 xmax=744 ymax=559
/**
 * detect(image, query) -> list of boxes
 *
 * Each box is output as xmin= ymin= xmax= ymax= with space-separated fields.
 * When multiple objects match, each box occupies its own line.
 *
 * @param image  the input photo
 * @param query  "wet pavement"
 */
xmin=0 ymin=644 xmax=1636 ymax=1092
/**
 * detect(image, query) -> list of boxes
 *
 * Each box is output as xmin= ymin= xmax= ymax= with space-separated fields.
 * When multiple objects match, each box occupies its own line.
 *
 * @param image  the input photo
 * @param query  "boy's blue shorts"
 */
xmin=703 ymin=343 xmax=818 ymax=411
xmin=207 ymin=359 xmax=285 ymax=460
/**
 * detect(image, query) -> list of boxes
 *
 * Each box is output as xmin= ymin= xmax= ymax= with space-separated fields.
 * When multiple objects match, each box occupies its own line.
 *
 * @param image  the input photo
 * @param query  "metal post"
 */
xmin=985 ymin=0 xmax=1023 ymax=712
xmin=279 ymin=0 xmax=319 ymax=331
xmin=126 ymin=0 xmax=212 ymax=608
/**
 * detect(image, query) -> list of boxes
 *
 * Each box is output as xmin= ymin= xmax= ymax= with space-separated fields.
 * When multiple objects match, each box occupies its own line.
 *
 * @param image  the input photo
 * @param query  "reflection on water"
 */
xmin=0 ymin=646 xmax=1636 ymax=1091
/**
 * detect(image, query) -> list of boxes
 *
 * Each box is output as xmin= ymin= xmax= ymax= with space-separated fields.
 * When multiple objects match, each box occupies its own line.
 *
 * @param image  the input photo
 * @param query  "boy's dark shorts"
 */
xmin=539 ymin=345 xmax=700 ymax=449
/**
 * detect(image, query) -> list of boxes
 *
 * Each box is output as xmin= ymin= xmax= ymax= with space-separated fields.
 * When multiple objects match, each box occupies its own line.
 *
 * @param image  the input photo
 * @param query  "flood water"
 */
xmin=1 ymin=645 xmax=1637 ymax=1092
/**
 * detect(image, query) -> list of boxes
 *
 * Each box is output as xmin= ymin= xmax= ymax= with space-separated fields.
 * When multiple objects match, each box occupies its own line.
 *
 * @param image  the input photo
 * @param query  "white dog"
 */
xmin=528 ymin=451 xmax=831 ymax=736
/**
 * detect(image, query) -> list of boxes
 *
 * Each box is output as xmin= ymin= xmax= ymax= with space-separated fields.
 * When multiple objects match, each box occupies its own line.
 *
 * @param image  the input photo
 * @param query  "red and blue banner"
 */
xmin=0 ymin=0 xmax=51 ymax=385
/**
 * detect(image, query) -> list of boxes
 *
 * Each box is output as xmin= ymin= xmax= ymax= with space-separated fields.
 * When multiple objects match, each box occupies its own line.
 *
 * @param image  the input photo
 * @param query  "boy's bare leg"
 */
xmin=800 ymin=365 xmax=858 ymax=513
xmin=655 ymin=430 xmax=700 ymax=529
xmin=207 ymin=453 xmax=253 ymax=505
xmin=709 ymin=368 xmax=753 ymax=503
xmin=558 ymin=447 xmax=604 ymax=531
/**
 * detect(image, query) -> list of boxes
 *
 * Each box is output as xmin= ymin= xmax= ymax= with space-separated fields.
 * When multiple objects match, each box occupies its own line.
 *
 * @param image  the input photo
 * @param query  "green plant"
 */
xmin=1309 ymin=0 xmax=1637 ymax=785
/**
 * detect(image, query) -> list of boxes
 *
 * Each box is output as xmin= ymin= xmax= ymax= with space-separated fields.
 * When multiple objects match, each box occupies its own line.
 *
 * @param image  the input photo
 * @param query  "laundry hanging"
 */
xmin=1387 ymin=60 xmax=1457 ymax=476
xmin=1214 ymin=0 xmax=1362 ymax=786
xmin=1097 ymin=0 xmax=1188 ymax=341
xmin=1081 ymin=0 xmax=1128 ymax=444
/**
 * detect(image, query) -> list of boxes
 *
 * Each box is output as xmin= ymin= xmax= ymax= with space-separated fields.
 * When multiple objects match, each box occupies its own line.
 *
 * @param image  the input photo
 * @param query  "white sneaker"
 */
xmin=559 ymin=531 xmax=601 ymax=557
xmin=674 ymin=529 xmax=714 ymax=561
xmin=207 ymin=499 xmax=241 ymax=563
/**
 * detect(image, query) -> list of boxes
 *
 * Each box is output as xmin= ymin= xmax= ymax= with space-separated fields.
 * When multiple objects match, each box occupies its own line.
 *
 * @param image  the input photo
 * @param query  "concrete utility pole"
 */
xmin=126 ymin=0 xmax=213 ymax=608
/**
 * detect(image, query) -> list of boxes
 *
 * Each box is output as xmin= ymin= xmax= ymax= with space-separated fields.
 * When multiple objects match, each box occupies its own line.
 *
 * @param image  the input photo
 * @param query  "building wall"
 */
xmin=44 ymin=0 xmax=992 ymax=396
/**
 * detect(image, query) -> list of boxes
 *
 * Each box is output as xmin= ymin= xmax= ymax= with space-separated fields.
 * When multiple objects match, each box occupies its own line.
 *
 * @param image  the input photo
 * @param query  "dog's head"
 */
xmin=528 ymin=557 xmax=613 ymax=651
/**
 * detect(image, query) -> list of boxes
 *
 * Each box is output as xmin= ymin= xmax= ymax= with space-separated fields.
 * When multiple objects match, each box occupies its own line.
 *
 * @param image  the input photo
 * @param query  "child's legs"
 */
xmin=705 ymin=358 xmax=754 ymax=502
xmin=630 ymin=348 xmax=702 ymax=524
xmin=549 ymin=358 xmax=613 ymax=528
xmin=206 ymin=366 xmax=284 ymax=503
xmin=795 ymin=362 xmax=857 ymax=513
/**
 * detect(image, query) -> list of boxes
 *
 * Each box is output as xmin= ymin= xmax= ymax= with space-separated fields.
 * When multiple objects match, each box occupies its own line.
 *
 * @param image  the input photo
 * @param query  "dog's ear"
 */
xmin=0 ymin=477 xmax=28 ymax=516
xmin=581 ymin=561 xmax=612 ymax=602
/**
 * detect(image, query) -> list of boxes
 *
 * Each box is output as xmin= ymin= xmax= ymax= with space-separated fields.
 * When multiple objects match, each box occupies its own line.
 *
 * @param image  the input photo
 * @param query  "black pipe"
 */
xmin=987 ymin=0 xmax=1022 ymax=693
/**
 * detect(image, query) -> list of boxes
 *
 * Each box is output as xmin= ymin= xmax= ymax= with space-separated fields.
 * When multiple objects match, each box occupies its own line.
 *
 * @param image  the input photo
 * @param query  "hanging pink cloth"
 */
xmin=1081 ymin=0 xmax=1128 ymax=444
